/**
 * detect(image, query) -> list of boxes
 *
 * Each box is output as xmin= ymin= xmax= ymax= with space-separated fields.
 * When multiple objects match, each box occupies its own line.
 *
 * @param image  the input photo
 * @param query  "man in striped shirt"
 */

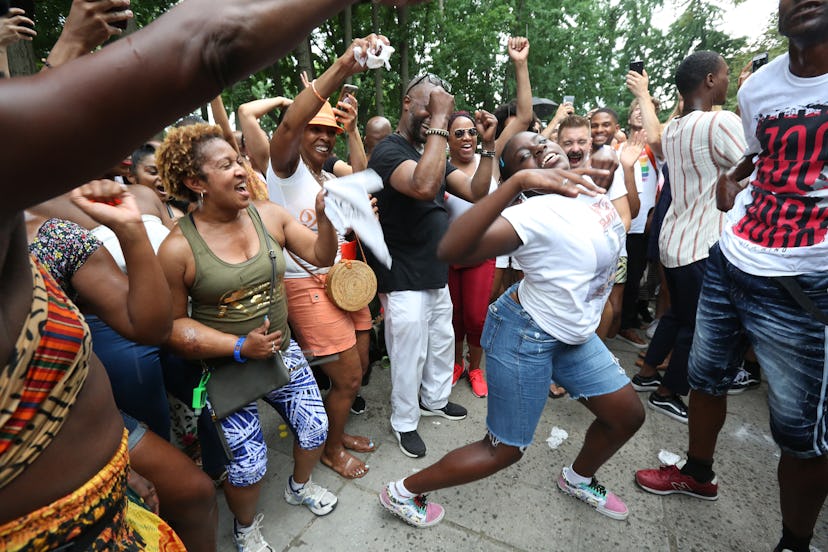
xmin=634 ymin=50 xmax=746 ymax=423
xmin=637 ymin=2 xmax=828 ymax=549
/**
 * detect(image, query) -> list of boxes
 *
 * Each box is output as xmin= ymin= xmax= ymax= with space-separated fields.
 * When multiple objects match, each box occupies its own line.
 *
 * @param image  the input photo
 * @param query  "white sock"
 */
xmin=289 ymin=476 xmax=306 ymax=493
xmin=390 ymin=479 xmax=416 ymax=500
xmin=234 ymin=519 xmax=253 ymax=535
xmin=563 ymin=465 xmax=592 ymax=486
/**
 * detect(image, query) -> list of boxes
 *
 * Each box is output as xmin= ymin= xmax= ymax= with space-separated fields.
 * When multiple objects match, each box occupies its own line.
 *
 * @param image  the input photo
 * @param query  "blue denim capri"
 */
xmin=482 ymin=284 xmax=630 ymax=450
xmin=690 ymin=244 xmax=828 ymax=459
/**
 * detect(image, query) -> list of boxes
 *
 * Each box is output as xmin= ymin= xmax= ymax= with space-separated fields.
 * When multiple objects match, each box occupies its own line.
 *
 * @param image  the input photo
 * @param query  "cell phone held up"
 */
xmin=751 ymin=52 xmax=769 ymax=73
xmin=337 ymin=84 xmax=359 ymax=107
xmin=630 ymin=60 xmax=644 ymax=75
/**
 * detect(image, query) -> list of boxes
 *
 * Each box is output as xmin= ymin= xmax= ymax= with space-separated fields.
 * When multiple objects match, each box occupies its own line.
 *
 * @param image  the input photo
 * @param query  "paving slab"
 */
xmin=213 ymin=339 xmax=828 ymax=551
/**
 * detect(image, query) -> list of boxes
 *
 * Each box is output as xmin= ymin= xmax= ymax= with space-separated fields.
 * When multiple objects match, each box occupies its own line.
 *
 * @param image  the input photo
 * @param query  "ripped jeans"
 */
xmin=482 ymin=284 xmax=629 ymax=449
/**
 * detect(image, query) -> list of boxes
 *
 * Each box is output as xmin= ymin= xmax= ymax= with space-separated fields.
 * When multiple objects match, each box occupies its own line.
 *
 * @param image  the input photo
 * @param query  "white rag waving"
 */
xmin=323 ymin=170 xmax=392 ymax=269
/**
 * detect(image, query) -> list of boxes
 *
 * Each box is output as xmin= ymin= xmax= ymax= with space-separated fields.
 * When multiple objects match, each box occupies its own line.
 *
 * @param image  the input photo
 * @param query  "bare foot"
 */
xmin=342 ymin=433 xmax=375 ymax=452
xmin=321 ymin=449 xmax=368 ymax=479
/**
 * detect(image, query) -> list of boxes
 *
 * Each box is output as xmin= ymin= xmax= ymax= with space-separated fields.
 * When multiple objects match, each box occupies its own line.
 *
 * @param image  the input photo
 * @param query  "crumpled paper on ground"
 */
xmin=353 ymin=39 xmax=394 ymax=70
xmin=658 ymin=449 xmax=681 ymax=465
xmin=546 ymin=426 xmax=569 ymax=449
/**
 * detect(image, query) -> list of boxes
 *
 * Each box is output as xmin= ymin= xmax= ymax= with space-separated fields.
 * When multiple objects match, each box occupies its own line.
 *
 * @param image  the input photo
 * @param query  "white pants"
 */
xmin=380 ymin=287 xmax=454 ymax=432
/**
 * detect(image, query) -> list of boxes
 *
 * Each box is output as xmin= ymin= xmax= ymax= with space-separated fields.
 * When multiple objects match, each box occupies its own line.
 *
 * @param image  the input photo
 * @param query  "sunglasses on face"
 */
xmin=453 ymin=128 xmax=478 ymax=138
xmin=405 ymin=73 xmax=452 ymax=95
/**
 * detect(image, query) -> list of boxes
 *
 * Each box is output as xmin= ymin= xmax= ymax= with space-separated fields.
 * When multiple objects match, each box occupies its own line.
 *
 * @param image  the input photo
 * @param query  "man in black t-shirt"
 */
xmin=367 ymin=73 xmax=496 ymax=458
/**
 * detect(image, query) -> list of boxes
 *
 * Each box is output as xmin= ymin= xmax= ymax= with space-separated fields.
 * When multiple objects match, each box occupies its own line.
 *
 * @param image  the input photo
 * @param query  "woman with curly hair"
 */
xmin=157 ymin=123 xmax=339 ymax=550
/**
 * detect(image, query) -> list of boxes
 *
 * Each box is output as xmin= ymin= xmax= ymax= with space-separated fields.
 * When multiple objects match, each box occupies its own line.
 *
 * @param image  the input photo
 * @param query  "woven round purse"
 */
xmin=325 ymin=257 xmax=377 ymax=311
xmin=289 ymin=235 xmax=377 ymax=312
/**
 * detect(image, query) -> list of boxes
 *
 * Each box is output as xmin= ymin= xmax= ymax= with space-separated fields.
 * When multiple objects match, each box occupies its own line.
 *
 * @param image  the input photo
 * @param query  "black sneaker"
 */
xmin=394 ymin=429 xmax=426 ymax=458
xmin=728 ymin=367 xmax=761 ymax=395
xmin=631 ymin=373 xmax=662 ymax=392
xmin=419 ymin=401 xmax=467 ymax=421
xmin=647 ymin=392 xmax=688 ymax=424
xmin=350 ymin=394 xmax=366 ymax=415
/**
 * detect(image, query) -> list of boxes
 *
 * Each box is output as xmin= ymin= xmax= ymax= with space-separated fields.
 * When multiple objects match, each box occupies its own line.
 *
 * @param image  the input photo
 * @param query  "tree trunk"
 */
xmin=398 ymin=6 xmax=409 ymax=98
xmin=7 ymin=40 xmax=37 ymax=76
xmin=293 ymin=34 xmax=314 ymax=84
xmin=371 ymin=2 xmax=384 ymax=116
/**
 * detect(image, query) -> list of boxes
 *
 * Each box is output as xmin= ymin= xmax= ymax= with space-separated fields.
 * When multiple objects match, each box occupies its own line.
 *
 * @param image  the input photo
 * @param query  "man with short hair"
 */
xmin=637 ymin=2 xmax=828 ymax=549
xmin=364 ymin=115 xmax=392 ymax=159
xmin=366 ymin=74 xmax=497 ymax=458
xmin=589 ymin=107 xmax=620 ymax=152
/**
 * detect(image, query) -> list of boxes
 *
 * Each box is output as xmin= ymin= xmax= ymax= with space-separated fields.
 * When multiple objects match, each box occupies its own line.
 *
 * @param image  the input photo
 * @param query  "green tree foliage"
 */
xmin=32 ymin=0 xmax=778 ymax=138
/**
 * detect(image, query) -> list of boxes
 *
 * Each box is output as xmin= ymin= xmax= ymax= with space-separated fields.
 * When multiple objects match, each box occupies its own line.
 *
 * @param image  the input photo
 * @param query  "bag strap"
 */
xmin=774 ymin=276 xmax=828 ymax=326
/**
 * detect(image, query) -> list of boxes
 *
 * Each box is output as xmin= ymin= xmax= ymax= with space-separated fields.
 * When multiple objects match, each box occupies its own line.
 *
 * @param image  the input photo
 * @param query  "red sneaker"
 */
xmin=635 ymin=464 xmax=718 ymax=500
xmin=452 ymin=363 xmax=465 ymax=387
xmin=467 ymin=368 xmax=488 ymax=398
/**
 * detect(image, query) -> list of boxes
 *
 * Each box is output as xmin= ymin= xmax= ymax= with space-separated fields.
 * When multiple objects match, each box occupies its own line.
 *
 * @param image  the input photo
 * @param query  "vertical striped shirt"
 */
xmin=659 ymin=110 xmax=746 ymax=268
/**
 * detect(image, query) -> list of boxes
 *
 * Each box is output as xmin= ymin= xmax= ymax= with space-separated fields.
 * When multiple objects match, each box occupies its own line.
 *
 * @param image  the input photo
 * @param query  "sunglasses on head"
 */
xmin=453 ymin=128 xmax=478 ymax=138
xmin=405 ymin=73 xmax=452 ymax=96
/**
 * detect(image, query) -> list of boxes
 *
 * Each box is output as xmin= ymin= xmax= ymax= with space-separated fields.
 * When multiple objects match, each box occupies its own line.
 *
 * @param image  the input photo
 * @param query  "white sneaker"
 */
xmin=233 ymin=514 xmax=273 ymax=552
xmin=284 ymin=477 xmax=338 ymax=515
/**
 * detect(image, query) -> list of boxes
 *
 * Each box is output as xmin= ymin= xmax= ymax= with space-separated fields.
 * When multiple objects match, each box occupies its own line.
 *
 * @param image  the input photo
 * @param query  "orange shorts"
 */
xmin=284 ymin=275 xmax=372 ymax=357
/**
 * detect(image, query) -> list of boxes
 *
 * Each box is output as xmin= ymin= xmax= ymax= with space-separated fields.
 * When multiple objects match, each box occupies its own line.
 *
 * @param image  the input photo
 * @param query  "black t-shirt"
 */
xmin=367 ymin=133 xmax=456 ymax=292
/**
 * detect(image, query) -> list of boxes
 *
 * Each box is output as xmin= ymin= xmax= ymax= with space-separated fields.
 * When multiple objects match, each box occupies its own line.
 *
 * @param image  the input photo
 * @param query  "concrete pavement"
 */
xmin=214 ymin=339 xmax=827 ymax=552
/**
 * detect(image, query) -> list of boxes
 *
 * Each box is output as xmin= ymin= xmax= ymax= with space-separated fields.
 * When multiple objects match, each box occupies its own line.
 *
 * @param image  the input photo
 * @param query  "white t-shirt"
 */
xmin=720 ymin=53 xmax=828 ymax=276
xmin=621 ymin=144 xmax=659 ymax=235
xmin=502 ymin=192 xmax=625 ymax=344
xmin=266 ymin=158 xmax=343 ymax=278
xmin=91 ymin=214 xmax=170 ymax=273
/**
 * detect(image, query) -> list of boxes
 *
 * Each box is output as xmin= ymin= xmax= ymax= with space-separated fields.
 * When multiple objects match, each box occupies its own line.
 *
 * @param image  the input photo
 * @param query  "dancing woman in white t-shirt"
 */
xmin=379 ymin=131 xmax=645 ymax=527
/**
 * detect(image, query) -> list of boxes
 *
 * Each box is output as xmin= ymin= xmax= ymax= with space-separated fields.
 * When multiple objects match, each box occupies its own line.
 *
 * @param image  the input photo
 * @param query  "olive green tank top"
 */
xmin=178 ymin=205 xmax=290 ymax=348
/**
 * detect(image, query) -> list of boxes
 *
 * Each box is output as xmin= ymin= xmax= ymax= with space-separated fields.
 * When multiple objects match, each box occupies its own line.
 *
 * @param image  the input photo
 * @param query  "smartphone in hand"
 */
xmin=630 ymin=60 xmax=644 ymax=75
xmin=337 ymin=84 xmax=359 ymax=106
xmin=751 ymin=52 xmax=769 ymax=73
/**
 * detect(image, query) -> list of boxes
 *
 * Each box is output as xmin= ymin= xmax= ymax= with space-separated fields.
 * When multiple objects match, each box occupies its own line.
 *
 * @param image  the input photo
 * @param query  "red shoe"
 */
xmin=467 ymin=368 xmax=488 ymax=398
xmin=452 ymin=363 xmax=465 ymax=387
xmin=635 ymin=463 xmax=718 ymax=500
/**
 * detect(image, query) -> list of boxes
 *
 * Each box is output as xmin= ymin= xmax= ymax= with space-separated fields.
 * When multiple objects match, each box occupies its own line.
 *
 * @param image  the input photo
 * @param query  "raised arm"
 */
xmin=333 ymin=95 xmax=368 ymax=173
xmin=270 ymin=35 xmax=382 ymax=178
xmin=625 ymin=70 xmax=663 ymax=159
xmin=495 ymin=37 xmax=532 ymax=156
xmin=69 ymin=180 xmax=172 ymax=344
xmin=1 ymin=0 xmax=420 ymax=217
xmin=238 ymin=97 xmax=293 ymax=174
xmin=210 ymin=94 xmax=240 ymax=154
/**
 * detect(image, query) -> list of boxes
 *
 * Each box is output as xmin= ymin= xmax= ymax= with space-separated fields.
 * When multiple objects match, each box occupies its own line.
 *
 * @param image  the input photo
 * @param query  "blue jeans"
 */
xmin=690 ymin=244 xmax=828 ymax=458
xmin=481 ymin=285 xmax=629 ymax=449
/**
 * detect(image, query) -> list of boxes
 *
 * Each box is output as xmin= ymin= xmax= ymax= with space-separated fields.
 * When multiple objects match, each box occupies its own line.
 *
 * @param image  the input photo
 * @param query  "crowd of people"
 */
xmin=1 ymin=0 xmax=826 ymax=551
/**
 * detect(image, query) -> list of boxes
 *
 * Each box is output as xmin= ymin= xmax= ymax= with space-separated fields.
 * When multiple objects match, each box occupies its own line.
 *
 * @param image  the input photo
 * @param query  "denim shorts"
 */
xmin=481 ymin=284 xmax=630 ymax=449
xmin=690 ymin=244 xmax=828 ymax=458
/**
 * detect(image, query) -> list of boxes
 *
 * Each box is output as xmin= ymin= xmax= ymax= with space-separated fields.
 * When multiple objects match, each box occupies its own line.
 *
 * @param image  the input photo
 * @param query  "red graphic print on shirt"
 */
xmin=734 ymin=104 xmax=828 ymax=248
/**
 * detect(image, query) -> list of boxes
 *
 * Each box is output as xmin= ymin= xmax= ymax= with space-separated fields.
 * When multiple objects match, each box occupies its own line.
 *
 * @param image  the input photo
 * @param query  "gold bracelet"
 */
xmin=310 ymin=79 xmax=327 ymax=103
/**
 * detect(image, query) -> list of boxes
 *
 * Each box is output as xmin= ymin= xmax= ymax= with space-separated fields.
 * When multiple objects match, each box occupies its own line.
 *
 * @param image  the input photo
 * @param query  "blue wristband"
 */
xmin=234 ymin=336 xmax=247 ymax=363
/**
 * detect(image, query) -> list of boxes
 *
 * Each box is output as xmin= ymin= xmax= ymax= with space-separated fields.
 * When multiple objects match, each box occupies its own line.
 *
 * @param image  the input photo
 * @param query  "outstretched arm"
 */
xmin=1 ymin=0 xmax=420 ymax=216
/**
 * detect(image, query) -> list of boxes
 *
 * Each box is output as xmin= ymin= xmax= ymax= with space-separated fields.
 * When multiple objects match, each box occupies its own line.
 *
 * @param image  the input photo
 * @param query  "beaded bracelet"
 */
xmin=234 ymin=336 xmax=247 ymax=363
xmin=480 ymin=150 xmax=496 ymax=158
xmin=310 ymin=79 xmax=327 ymax=103
xmin=424 ymin=127 xmax=449 ymax=139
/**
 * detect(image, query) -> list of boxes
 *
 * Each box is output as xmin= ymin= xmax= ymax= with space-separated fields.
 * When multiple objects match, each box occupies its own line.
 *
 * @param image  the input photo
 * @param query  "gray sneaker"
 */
xmin=284 ymin=477 xmax=338 ymax=515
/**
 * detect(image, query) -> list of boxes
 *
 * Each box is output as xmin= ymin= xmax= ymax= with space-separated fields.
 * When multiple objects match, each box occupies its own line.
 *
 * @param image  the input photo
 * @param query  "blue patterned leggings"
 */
xmin=216 ymin=339 xmax=328 ymax=487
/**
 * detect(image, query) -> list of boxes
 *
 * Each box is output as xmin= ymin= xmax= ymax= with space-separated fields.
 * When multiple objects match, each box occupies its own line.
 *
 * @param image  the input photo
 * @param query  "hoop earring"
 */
xmin=199 ymin=191 xmax=204 ymax=201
